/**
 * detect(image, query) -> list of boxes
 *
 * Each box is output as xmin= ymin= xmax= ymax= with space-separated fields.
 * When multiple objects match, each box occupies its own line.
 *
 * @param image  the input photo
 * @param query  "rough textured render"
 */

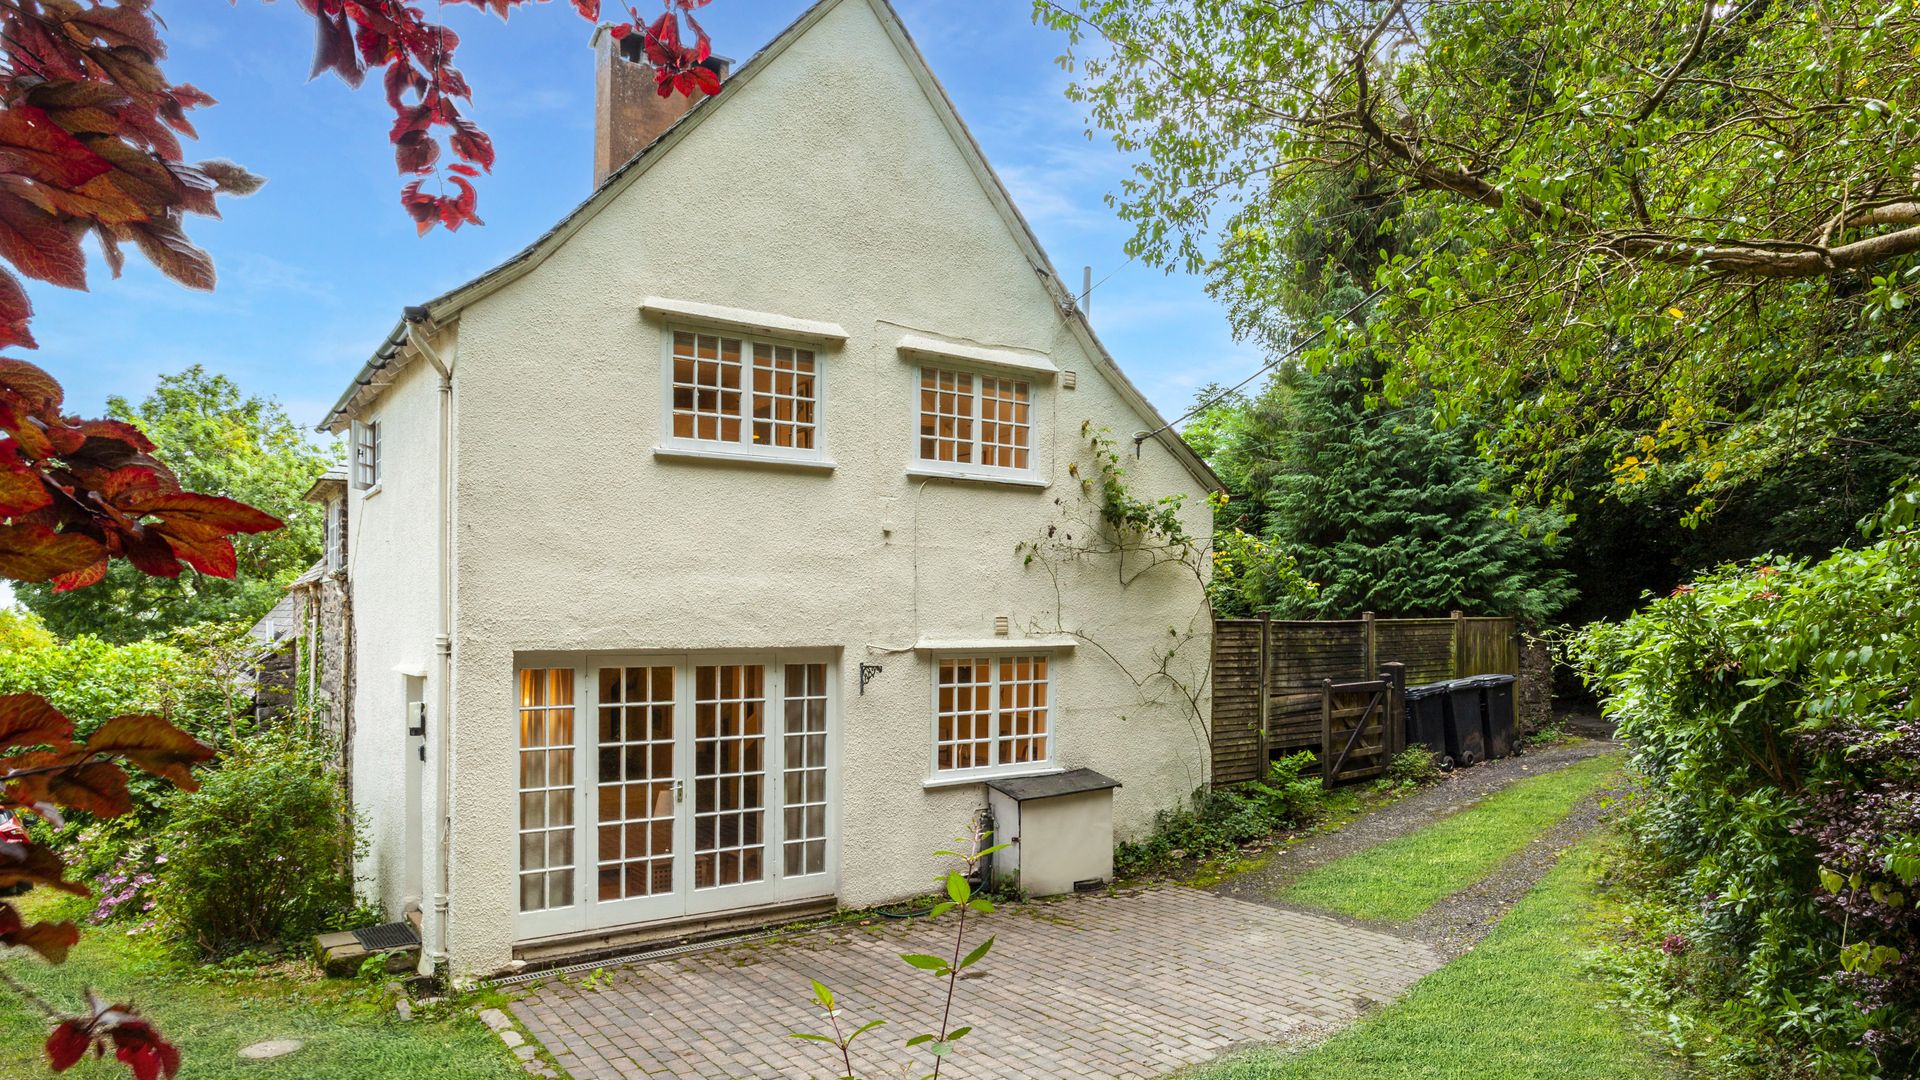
xmin=341 ymin=0 xmax=1217 ymax=976
xmin=344 ymin=346 xmax=446 ymax=919
xmin=512 ymin=888 xmax=1441 ymax=1079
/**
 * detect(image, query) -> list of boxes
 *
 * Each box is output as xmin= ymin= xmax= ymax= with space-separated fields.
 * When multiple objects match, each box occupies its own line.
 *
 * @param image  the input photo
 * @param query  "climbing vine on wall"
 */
xmin=1016 ymin=423 xmax=1217 ymax=771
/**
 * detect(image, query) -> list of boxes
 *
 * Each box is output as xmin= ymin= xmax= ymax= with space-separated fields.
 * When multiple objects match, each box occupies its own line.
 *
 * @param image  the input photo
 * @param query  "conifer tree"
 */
xmin=1241 ymin=358 xmax=1572 ymax=623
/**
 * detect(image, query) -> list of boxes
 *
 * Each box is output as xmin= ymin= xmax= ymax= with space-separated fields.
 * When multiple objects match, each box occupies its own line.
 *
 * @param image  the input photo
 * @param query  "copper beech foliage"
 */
xmin=0 ymin=3 xmax=717 ymax=1075
xmin=1 ymin=687 xmax=218 ymax=1080
xmin=299 ymin=0 xmax=719 ymax=234
xmin=1 ymin=354 xmax=242 ymax=1080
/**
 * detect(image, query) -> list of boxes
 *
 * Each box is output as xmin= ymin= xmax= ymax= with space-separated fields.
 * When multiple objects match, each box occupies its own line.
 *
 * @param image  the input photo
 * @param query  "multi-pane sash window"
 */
xmin=933 ymin=655 xmax=1051 ymax=775
xmin=518 ymin=669 xmax=577 ymax=913
xmin=353 ymin=420 xmax=381 ymax=488
xmin=669 ymin=331 xmax=819 ymax=456
xmin=918 ymin=368 xmax=1031 ymax=474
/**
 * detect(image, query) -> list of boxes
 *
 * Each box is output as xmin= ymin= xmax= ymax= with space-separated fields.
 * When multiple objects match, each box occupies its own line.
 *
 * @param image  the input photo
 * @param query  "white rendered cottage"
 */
xmin=320 ymin=0 xmax=1220 ymax=977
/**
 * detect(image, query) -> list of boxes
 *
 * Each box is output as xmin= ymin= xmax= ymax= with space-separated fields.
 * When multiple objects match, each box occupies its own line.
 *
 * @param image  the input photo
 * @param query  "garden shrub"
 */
xmin=1116 ymin=753 xmax=1325 ymax=876
xmin=1381 ymin=747 xmax=1443 ymax=790
xmin=154 ymin=733 xmax=361 ymax=953
xmin=1573 ymin=485 xmax=1920 ymax=1079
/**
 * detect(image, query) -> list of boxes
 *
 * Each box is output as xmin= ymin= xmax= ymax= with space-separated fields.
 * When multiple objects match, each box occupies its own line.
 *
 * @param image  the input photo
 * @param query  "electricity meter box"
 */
xmin=984 ymin=769 xmax=1121 ymax=897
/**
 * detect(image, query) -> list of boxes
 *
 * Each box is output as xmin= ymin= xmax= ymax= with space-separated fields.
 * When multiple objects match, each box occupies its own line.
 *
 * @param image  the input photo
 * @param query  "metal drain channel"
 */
xmin=487 ymin=923 xmax=818 ymax=988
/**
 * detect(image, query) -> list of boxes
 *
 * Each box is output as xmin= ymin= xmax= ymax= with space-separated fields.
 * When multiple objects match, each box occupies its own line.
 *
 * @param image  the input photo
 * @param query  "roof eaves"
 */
xmin=318 ymin=317 xmax=408 ymax=434
xmin=318 ymin=0 xmax=847 ymax=434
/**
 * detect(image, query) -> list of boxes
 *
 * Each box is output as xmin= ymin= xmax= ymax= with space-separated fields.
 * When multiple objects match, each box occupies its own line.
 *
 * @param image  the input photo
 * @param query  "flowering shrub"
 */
xmin=1574 ymin=485 xmax=1920 ymax=1078
xmin=88 ymin=848 xmax=160 ymax=927
xmin=153 ymin=734 xmax=361 ymax=954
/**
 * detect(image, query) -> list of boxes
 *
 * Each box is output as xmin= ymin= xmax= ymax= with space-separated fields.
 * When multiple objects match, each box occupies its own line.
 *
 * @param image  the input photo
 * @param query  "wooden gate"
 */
xmin=1211 ymin=612 xmax=1517 ymax=787
xmin=1319 ymin=664 xmax=1405 ymax=786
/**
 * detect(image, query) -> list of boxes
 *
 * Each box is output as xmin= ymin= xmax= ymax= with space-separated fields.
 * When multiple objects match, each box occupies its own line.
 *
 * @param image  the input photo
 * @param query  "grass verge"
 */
xmin=0 ymin=900 xmax=523 ymax=1080
xmin=1182 ymin=838 xmax=1673 ymax=1080
xmin=1280 ymin=752 xmax=1624 ymax=921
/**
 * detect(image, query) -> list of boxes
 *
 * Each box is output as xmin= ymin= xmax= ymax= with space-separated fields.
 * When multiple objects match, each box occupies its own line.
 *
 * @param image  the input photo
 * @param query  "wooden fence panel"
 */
xmin=1372 ymin=619 xmax=1455 ymax=685
xmin=1210 ymin=621 xmax=1267 ymax=786
xmin=1264 ymin=620 xmax=1368 ymax=760
xmin=1458 ymin=617 xmax=1518 ymax=677
xmin=1208 ymin=612 xmax=1521 ymax=788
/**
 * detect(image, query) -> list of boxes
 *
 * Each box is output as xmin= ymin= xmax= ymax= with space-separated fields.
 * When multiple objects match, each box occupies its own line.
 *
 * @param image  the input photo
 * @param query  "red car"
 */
xmin=0 ymin=809 xmax=29 ymax=897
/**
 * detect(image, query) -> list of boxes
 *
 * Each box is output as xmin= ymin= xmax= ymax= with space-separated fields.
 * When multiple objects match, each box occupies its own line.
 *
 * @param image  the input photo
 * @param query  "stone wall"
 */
xmin=295 ymin=573 xmax=355 ymax=751
xmin=1517 ymin=634 xmax=1555 ymax=733
xmin=251 ymin=570 xmax=354 ymax=776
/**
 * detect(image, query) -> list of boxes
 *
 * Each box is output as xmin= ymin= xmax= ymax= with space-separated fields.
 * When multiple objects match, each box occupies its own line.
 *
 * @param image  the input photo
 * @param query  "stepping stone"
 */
xmin=238 ymin=1040 xmax=302 ymax=1061
xmin=478 ymin=1008 xmax=512 ymax=1033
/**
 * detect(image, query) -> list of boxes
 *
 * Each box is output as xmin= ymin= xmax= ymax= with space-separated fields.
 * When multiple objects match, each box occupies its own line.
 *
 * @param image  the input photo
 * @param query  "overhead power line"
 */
xmin=1136 ymin=275 xmax=1403 ymax=453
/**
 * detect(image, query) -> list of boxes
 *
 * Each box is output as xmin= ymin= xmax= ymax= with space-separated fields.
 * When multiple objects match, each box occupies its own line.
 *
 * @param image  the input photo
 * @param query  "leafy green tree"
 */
xmin=1036 ymin=0 xmax=1920 ymax=517
xmin=15 ymin=367 xmax=338 ymax=641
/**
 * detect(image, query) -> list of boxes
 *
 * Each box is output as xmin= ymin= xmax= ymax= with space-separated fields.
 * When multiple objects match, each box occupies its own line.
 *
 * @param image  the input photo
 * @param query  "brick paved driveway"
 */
xmin=510 ymin=887 xmax=1440 ymax=1079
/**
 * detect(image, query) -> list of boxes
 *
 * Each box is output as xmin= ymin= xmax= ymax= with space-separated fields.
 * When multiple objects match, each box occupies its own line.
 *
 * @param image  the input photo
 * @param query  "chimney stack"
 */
xmin=593 ymin=28 xmax=729 ymax=188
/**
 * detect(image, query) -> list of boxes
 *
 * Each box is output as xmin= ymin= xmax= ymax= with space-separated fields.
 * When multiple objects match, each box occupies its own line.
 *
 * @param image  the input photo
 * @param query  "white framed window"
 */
xmin=931 ymin=654 xmax=1052 ymax=778
xmin=916 ymin=367 xmax=1033 ymax=478
xmin=352 ymin=420 xmax=381 ymax=489
xmin=662 ymin=329 xmax=824 ymax=462
xmin=323 ymin=497 xmax=345 ymax=571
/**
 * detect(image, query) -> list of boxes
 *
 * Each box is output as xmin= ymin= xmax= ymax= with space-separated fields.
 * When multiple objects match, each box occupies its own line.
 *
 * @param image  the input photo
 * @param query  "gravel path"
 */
xmin=1214 ymin=734 xmax=1626 ymax=956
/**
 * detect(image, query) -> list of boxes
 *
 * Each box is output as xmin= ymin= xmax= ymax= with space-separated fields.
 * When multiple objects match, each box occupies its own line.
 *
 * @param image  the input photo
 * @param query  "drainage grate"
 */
xmin=353 ymin=922 xmax=421 ymax=952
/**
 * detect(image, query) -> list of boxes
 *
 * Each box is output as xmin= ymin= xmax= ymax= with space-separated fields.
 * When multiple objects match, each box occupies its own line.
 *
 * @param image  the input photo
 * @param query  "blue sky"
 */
xmin=23 ymin=0 xmax=1258 ymax=431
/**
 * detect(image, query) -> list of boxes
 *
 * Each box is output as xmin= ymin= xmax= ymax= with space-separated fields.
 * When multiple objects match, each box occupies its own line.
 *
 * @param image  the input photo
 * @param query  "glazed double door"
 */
xmin=514 ymin=653 xmax=836 ymax=941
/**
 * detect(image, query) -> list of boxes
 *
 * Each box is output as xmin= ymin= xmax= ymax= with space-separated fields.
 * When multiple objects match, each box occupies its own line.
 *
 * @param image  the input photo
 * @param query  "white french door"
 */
xmin=514 ymin=652 xmax=838 ymax=941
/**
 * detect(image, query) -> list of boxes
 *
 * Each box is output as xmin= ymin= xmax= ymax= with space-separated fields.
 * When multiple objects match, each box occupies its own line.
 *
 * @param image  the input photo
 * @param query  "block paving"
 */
xmin=510 ymin=887 xmax=1440 ymax=1078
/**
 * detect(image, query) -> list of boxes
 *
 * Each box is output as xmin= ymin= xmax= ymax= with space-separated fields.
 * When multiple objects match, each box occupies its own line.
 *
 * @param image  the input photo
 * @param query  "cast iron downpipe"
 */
xmin=405 ymin=307 xmax=454 ymax=979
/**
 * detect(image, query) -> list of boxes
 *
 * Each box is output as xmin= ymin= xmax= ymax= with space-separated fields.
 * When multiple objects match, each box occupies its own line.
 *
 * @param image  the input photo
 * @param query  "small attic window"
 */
xmin=353 ymin=420 xmax=382 ymax=490
xmin=916 ymin=367 xmax=1034 ymax=479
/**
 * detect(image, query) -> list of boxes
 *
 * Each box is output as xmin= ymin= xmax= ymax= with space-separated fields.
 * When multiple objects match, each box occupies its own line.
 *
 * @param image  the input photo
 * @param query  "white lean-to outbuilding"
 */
xmin=314 ymin=0 xmax=1221 ymax=978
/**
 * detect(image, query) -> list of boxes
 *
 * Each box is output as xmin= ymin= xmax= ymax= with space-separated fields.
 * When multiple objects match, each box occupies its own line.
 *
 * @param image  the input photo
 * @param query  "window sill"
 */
xmin=359 ymin=483 xmax=384 ymax=501
xmin=922 ymin=765 xmax=1062 ymax=791
xmin=905 ymin=466 xmax=1048 ymax=490
xmin=653 ymin=445 xmax=837 ymax=474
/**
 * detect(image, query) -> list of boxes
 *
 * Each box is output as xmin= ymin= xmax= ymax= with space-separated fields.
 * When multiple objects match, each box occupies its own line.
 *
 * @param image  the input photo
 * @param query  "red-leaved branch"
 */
xmin=298 ymin=0 xmax=716 ymax=234
xmin=1 ymin=4 xmax=720 ymax=1074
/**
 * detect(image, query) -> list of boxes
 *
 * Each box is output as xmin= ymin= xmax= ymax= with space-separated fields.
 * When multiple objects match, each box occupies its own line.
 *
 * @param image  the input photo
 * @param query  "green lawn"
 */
xmin=1183 ymin=839 xmax=1673 ymax=1080
xmin=1280 ymin=753 xmax=1624 ymax=921
xmin=0 ymin=904 xmax=522 ymax=1080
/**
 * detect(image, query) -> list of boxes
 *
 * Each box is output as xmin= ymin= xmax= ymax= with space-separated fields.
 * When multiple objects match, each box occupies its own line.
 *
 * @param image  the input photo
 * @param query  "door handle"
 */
xmin=675 ymin=779 xmax=685 ymax=804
